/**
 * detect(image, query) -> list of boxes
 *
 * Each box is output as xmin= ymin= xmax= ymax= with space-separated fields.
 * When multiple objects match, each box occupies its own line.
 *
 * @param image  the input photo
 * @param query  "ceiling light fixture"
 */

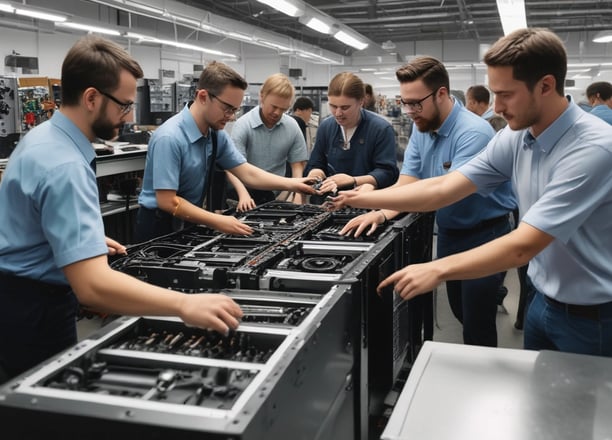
xmin=56 ymin=21 xmax=121 ymax=36
xmin=593 ymin=31 xmax=612 ymax=43
xmin=495 ymin=0 xmax=526 ymax=36
xmin=125 ymin=32 xmax=237 ymax=58
xmin=0 ymin=3 xmax=13 ymax=13
xmin=256 ymin=0 xmax=305 ymax=18
xmin=304 ymin=17 xmax=331 ymax=34
xmin=14 ymin=8 xmax=67 ymax=22
xmin=123 ymin=0 xmax=165 ymax=16
xmin=334 ymin=30 xmax=368 ymax=50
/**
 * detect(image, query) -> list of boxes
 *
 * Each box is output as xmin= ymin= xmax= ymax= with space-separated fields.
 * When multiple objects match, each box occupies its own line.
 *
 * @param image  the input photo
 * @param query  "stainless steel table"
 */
xmin=382 ymin=341 xmax=612 ymax=440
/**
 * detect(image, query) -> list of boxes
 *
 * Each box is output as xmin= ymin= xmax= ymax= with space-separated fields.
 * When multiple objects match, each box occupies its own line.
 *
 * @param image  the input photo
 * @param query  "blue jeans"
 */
xmin=524 ymin=291 xmax=612 ymax=356
xmin=437 ymin=216 xmax=511 ymax=347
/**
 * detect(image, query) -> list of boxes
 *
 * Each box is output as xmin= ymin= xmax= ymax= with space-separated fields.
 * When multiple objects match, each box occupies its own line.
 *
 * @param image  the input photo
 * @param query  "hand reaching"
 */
xmin=210 ymin=213 xmax=253 ymax=236
xmin=377 ymin=262 xmax=443 ymax=301
xmin=179 ymin=293 xmax=243 ymax=335
xmin=339 ymin=210 xmax=386 ymax=238
xmin=105 ymin=236 xmax=127 ymax=256
xmin=236 ymin=196 xmax=256 ymax=213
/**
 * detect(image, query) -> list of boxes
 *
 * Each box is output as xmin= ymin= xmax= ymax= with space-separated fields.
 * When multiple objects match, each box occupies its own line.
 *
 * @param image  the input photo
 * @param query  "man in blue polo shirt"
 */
xmin=135 ymin=63 xmax=315 ymax=241
xmin=339 ymin=56 xmax=516 ymax=347
xmin=334 ymin=28 xmax=612 ymax=357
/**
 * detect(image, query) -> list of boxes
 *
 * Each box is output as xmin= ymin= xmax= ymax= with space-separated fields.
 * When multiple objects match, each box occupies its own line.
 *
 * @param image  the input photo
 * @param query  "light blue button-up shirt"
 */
xmin=138 ymin=105 xmax=246 ymax=209
xmin=0 ymin=111 xmax=108 ymax=283
xmin=460 ymin=102 xmax=612 ymax=304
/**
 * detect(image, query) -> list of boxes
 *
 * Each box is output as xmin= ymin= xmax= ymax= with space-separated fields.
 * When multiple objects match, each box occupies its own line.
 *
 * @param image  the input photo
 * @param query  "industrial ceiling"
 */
xmin=176 ymin=0 xmax=612 ymax=56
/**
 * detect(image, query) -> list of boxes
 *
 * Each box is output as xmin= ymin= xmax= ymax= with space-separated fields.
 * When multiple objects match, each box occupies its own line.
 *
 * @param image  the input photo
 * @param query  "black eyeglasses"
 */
xmin=400 ymin=88 xmax=438 ymax=113
xmin=98 ymin=90 xmax=135 ymax=115
xmin=209 ymin=93 xmax=240 ymax=117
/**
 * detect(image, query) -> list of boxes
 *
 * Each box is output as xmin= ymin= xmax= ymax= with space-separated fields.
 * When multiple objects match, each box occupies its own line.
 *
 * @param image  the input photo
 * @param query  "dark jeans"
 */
xmin=524 ymin=291 xmax=612 ymax=356
xmin=437 ymin=215 xmax=511 ymax=347
xmin=0 ymin=273 xmax=77 ymax=383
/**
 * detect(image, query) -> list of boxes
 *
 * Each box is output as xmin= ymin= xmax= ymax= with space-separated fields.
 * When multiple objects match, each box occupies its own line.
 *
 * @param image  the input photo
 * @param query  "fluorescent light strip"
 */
xmin=256 ymin=0 xmax=304 ymax=18
xmin=126 ymin=32 xmax=237 ymax=58
xmin=593 ymin=32 xmax=612 ymax=43
xmin=334 ymin=30 xmax=368 ymax=50
xmin=495 ymin=0 xmax=526 ymax=36
xmin=123 ymin=0 xmax=164 ymax=15
xmin=0 ymin=3 xmax=13 ymax=13
xmin=305 ymin=17 xmax=330 ymax=34
xmin=56 ymin=21 xmax=121 ymax=36
xmin=15 ymin=8 xmax=67 ymax=22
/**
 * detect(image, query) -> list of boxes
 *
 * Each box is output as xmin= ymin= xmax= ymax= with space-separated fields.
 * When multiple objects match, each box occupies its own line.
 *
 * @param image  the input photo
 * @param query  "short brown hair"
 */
xmin=61 ymin=35 xmax=143 ymax=106
xmin=484 ymin=28 xmax=566 ymax=96
xmin=466 ymin=85 xmax=490 ymax=104
xmin=395 ymin=56 xmax=450 ymax=92
xmin=586 ymin=81 xmax=612 ymax=101
xmin=197 ymin=61 xmax=248 ymax=95
xmin=328 ymin=72 xmax=365 ymax=100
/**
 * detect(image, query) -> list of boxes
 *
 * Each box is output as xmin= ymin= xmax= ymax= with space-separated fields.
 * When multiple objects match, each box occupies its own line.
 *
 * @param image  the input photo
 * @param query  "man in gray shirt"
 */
xmin=227 ymin=73 xmax=308 ymax=210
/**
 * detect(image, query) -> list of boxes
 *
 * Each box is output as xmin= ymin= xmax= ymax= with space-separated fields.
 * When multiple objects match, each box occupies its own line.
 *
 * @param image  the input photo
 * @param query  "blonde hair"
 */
xmin=260 ymin=73 xmax=295 ymax=100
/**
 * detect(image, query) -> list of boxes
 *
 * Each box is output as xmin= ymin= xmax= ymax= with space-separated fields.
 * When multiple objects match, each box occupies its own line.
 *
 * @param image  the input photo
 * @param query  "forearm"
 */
xmin=435 ymin=227 xmax=545 ymax=281
xmin=354 ymin=174 xmax=377 ymax=188
xmin=66 ymin=257 xmax=184 ymax=316
xmin=232 ymin=163 xmax=293 ymax=191
xmin=346 ymin=172 xmax=474 ymax=212
xmin=226 ymin=171 xmax=251 ymax=199
xmin=306 ymin=167 xmax=326 ymax=180
xmin=160 ymin=195 xmax=219 ymax=226
xmin=290 ymin=161 xmax=305 ymax=178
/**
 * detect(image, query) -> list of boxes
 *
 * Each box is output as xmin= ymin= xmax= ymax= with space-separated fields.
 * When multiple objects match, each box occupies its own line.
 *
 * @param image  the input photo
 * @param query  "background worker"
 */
xmin=226 ymin=73 xmax=308 ymax=209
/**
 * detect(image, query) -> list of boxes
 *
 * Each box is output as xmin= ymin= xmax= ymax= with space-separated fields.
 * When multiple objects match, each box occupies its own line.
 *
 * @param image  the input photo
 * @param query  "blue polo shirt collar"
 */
xmin=180 ymin=105 xmax=208 ymax=143
xmin=435 ymin=97 xmax=461 ymax=139
xmin=528 ymin=102 xmax=579 ymax=153
xmin=50 ymin=110 xmax=96 ymax=167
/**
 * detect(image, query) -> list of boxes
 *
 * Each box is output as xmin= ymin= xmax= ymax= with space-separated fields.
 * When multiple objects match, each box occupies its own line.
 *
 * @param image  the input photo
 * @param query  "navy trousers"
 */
xmin=437 ymin=216 xmax=511 ymax=347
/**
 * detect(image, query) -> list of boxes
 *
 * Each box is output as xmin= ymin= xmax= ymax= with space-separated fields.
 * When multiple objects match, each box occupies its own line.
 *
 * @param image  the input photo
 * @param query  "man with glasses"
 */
xmin=304 ymin=72 xmax=398 ymax=201
xmin=135 ymin=62 xmax=315 ymax=242
xmin=0 ymin=36 xmax=244 ymax=382
xmin=337 ymin=56 xmax=516 ymax=348
xmin=225 ymin=73 xmax=308 ymax=210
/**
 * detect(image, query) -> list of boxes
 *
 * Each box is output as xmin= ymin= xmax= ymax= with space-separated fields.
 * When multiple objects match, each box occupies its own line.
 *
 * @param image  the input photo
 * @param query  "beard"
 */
xmin=412 ymin=100 xmax=442 ymax=133
xmin=92 ymin=114 xmax=122 ymax=140
xmin=92 ymin=101 xmax=122 ymax=140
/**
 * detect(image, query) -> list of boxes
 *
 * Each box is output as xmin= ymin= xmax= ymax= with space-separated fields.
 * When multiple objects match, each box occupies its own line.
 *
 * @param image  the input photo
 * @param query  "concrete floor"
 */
xmin=432 ymin=266 xmax=524 ymax=350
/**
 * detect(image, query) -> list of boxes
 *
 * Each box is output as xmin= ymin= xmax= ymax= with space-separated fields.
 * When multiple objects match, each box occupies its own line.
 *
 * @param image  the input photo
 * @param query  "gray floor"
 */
xmin=432 ymin=266 xmax=524 ymax=349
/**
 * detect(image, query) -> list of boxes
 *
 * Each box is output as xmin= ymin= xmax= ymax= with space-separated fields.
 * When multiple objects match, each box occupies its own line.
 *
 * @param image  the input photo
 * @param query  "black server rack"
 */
xmin=0 ymin=202 xmax=433 ymax=440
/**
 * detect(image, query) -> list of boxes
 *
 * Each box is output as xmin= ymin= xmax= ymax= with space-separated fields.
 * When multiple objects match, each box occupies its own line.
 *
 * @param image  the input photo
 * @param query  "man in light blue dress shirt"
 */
xmin=334 ymin=28 xmax=612 ymax=357
xmin=0 ymin=37 xmax=243 ymax=382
